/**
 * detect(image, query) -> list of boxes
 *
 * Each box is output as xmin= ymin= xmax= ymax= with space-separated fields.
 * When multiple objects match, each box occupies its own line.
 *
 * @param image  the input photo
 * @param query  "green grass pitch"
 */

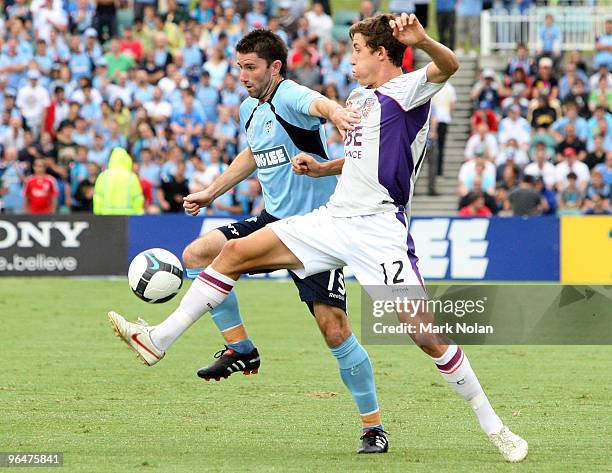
xmin=2 ymin=278 xmax=611 ymax=472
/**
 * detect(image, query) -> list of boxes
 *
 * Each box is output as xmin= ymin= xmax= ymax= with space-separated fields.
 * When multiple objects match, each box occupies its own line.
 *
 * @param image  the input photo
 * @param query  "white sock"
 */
xmin=432 ymin=345 xmax=503 ymax=435
xmin=150 ymin=268 xmax=235 ymax=351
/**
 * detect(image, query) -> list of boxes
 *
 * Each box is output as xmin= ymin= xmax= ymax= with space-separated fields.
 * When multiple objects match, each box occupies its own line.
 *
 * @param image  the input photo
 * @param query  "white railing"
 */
xmin=480 ymin=6 xmax=612 ymax=56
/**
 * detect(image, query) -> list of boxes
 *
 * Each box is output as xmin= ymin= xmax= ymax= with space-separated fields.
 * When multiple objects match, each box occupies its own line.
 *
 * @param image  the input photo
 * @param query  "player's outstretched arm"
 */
xmin=389 ymin=13 xmax=459 ymax=83
xmin=292 ymin=153 xmax=344 ymax=177
xmin=309 ymin=97 xmax=361 ymax=136
xmin=183 ymin=146 xmax=257 ymax=216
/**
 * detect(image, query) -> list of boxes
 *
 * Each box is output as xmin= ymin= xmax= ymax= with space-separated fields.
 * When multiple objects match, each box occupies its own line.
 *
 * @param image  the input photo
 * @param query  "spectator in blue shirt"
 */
xmin=68 ymin=36 xmax=93 ymax=82
xmin=0 ymin=38 xmax=29 ymax=90
xmin=0 ymin=146 xmax=26 ymax=213
xmin=195 ymin=71 xmax=220 ymax=123
xmin=594 ymin=19 xmax=612 ymax=71
xmin=538 ymin=14 xmax=562 ymax=63
xmin=551 ymin=101 xmax=589 ymax=143
xmin=87 ymin=133 xmax=111 ymax=167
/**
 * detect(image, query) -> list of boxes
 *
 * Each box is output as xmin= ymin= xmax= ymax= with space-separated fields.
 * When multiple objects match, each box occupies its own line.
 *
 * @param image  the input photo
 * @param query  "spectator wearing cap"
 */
xmin=499 ymin=105 xmax=531 ymax=150
xmin=555 ymin=147 xmax=590 ymax=191
xmin=532 ymin=57 xmax=559 ymax=101
xmin=551 ymin=101 xmax=588 ymax=143
xmin=594 ymin=18 xmax=612 ymax=71
xmin=537 ymin=13 xmax=561 ymax=64
xmin=471 ymin=68 xmax=500 ymax=112
xmin=524 ymin=142 xmax=556 ymax=190
xmin=0 ymin=38 xmax=30 ymax=91
xmin=16 ymin=70 xmax=50 ymax=138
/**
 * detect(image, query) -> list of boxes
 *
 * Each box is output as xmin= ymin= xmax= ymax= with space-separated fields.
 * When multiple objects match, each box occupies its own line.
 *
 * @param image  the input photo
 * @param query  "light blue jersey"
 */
xmin=239 ymin=80 xmax=337 ymax=219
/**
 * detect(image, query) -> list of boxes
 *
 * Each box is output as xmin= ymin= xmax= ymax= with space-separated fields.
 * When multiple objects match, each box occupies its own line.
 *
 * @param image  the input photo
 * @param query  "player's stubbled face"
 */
xmin=236 ymin=52 xmax=276 ymax=99
xmin=351 ymin=33 xmax=378 ymax=87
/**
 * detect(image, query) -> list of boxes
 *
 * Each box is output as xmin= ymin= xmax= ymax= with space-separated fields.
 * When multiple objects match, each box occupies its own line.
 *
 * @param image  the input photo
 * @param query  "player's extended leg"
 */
xmin=402 ymin=308 xmax=528 ymax=462
xmin=146 ymin=229 xmax=255 ymax=354
xmin=108 ymin=228 xmax=298 ymax=367
xmin=312 ymin=302 xmax=388 ymax=454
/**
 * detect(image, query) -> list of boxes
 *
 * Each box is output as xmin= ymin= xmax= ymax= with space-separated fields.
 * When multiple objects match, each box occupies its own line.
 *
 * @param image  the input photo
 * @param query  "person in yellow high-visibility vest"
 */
xmin=93 ymin=147 xmax=144 ymax=215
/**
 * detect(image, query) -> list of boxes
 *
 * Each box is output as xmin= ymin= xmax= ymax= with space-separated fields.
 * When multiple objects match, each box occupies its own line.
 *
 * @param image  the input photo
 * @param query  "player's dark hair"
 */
xmin=349 ymin=14 xmax=406 ymax=68
xmin=235 ymin=29 xmax=288 ymax=76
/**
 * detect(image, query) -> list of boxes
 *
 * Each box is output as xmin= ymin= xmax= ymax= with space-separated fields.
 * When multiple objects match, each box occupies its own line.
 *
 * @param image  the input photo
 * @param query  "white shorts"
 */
xmin=267 ymin=206 xmax=425 ymax=288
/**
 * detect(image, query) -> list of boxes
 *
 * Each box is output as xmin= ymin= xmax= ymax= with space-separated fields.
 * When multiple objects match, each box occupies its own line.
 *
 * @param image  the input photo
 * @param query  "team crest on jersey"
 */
xmin=361 ymin=97 xmax=376 ymax=118
xmin=264 ymin=120 xmax=273 ymax=134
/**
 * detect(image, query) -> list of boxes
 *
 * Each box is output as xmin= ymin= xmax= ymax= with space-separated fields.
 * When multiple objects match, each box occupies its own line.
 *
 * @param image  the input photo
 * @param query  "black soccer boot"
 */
xmin=357 ymin=428 xmax=389 ymax=454
xmin=197 ymin=345 xmax=260 ymax=381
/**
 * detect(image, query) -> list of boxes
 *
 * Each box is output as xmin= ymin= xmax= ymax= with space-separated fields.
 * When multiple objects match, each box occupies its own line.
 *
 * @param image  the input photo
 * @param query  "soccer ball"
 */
xmin=128 ymin=248 xmax=184 ymax=303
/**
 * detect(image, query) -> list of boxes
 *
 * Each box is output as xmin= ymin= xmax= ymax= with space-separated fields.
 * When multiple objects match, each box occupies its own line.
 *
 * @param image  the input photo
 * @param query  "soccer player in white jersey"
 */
xmin=112 ymin=14 xmax=528 ymax=461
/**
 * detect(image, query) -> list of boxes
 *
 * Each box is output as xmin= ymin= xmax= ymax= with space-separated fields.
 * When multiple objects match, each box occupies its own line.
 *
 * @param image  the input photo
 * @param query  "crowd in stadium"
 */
xmin=0 ymin=0 xmax=609 ymax=217
xmin=456 ymin=12 xmax=612 ymax=217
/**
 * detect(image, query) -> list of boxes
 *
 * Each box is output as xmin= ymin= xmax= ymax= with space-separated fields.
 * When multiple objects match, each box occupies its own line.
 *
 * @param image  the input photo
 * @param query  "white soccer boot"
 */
xmin=108 ymin=311 xmax=165 ymax=366
xmin=488 ymin=426 xmax=528 ymax=462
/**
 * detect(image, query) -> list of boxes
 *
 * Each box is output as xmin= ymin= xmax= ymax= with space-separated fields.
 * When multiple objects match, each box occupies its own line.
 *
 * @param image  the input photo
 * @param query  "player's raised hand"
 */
xmin=389 ymin=13 xmax=427 ymax=47
xmin=330 ymin=105 xmax=361 ymax=133
xmin=292 ymin=153 xmax=323 ymax=177
xmin=183 ymin=189 xmax=215 ymax=216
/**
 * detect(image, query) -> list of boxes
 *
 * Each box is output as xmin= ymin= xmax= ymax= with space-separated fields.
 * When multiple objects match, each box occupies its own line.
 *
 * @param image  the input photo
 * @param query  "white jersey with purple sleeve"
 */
xmin=326 ymin=67 xmax=445 ymax=217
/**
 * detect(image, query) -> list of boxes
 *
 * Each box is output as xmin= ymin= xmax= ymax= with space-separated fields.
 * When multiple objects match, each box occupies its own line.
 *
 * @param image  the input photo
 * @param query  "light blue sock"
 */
xmin=331 ymin=335 xmax=382 ymax=429
xmin=185 ymin=267 xmax=255 ymax=354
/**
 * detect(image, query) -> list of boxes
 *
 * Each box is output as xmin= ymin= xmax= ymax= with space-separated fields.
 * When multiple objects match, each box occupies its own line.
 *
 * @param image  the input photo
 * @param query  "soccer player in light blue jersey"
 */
xmin=108 ymin=30 xmax=388 ymax=453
